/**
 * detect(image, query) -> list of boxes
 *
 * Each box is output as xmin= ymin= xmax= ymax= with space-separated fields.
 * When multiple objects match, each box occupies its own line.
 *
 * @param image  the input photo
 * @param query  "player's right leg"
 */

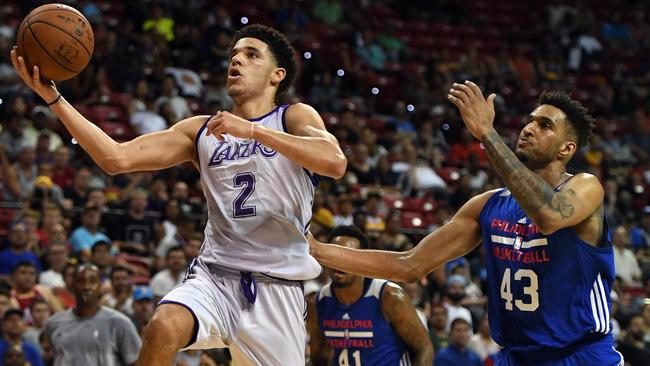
xmin=138 ymin=303 xmax=195 ymax=365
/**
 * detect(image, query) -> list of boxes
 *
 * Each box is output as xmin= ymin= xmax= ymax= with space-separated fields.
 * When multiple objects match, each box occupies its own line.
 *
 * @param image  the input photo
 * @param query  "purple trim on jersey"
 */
xmin=157 ymin=300 xmax=199 ymax=348
xmin=247 ymin=105 xmax=282 ymax=122
xmin=280 ymin=104 xmax=289 ymax=132
xmin=302 ymin=168 xmax=320 ymax=187
xmin=239 ymin=272 xmax=257 ymax=304
xmin=194 ymin=116 xmax=211 ymax=168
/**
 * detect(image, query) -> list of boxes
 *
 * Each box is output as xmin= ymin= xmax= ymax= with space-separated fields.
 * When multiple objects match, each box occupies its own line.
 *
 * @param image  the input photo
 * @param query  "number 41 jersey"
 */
xmin=479 ymin=187 xmax=615 ymax=361
xmin=195 ymin=105 xmax=321 ymax=280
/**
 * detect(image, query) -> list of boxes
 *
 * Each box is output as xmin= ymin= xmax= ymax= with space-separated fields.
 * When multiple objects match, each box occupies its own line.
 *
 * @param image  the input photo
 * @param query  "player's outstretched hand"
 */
xmin=307 ymin=232 xmax=321 ymax=258
xmin=447 ymin=80 xmax=496 ymax=140
xmin=10 ymin=46 xmax=59 ymax=104
xmin=205 ymin=111 xmax=258 ymax=141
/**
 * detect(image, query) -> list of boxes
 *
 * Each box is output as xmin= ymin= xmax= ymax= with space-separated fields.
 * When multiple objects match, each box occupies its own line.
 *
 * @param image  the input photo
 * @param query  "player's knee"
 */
xmin=143 ymin=304 xmax=195 ymax=350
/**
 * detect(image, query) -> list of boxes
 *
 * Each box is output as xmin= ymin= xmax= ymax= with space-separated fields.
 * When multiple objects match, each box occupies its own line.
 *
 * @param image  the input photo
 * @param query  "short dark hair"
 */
xmin=29 ymin=298 xmax=49 ymax=312
xmin=538 ymin=91 xmax=596 ymax=150
xmin=166 ymin=245 xmax=184 ymax=259
xmin=450 ymin=317 xmax=470 ymax=330
xmin=232 ymin=24 xmax=297 ymax=97
xmin=91 ymin=240 xmax=111 ymax=253
xmin=12 ymin=261 xmax=36 ymax=274
xmin=110 ymin=265 xmax=131 ymax=278
xmin=328 ymin=225 xmax=369 ymax=250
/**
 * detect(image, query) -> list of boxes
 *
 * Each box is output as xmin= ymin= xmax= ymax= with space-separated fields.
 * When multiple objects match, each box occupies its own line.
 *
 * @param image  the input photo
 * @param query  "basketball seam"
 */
xmin=26 ymin=25 xmax=78 ymax=74
xmin=25 ymin=8 xmax=85 ymax=23
xmin=29 ymin=20 xmax=93 ymax=58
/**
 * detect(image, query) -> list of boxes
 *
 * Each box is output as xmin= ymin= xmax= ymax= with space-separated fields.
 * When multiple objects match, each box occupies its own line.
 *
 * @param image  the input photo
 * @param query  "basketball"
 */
xmin=15 ymin=3 xmax=94 ymax=82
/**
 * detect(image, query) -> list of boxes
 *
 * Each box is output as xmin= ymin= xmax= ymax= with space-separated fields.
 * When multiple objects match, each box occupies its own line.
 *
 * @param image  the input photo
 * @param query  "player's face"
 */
xmin=74 ymin=266 xmax=101 ymax=306
xmin=329 ymin=236 xmax=362 ymax=288
xmin=227 ymin=37 xmax=284 ymax=99
xmin=515 ymin=105 xmax=575 ymax=168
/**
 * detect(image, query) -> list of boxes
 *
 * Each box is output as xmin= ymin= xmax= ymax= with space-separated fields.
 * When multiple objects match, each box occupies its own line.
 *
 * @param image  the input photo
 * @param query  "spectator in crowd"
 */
xmin=618 ymin=314 xmax=650 ymax=365
xmin=0 ymin=309 xmax=43 ymax=366
xmin=443 ymin=274 xmax=473 ymax=332
xmin=69 ymin=203 xmax=110 ymax=260
xmin=364 ymin=193 xmax=385 ymax=236
xmin=11 ymin=261 xmax=62 ymax=314
xmin=129 ymin=286 xmax=154 ymax=334
xmin=155 ymin=214 xmax=195 ymax=265
xmin=333 ymin=195 xmax=354 ymax=227
xmin=22 ymin=298 xmax=51 ymax=353
xmin=429 ymin=303 xmax=449 ymax=352
xmin=51 ymin=263 xmax=76 ymax=310
xmin=45 ymin=264 xmax=141 ymax=365
xmin=90 ymin=240 xmax=113 ymax=283
xmin=50 ymin=146 xmax=75 ymax=190
xmin=3 ymin=344 xmax=28 ymax=366
xmin=100 ymin=266 xmax=134 ymax=316
xmin=433 ymin=318 xmax=482 ymax=366
xmin=155 ymin=76 xmax=190 ymax=121
xmin=38 ymin=241 xmax=68 ymax=289
xmin=106 ymin=189 xmax=156 ymax=257
xmin=467 ymin=314 xmax=499 ymax=361
xmin=613 ymin=225 xmax=642 ymax=287
xmin=377 ymin=211 xmax=411 ymax=251
xmin=150 ymin=246 xmax=186 ymax=303
xmin=0 ymin=222 xmax=41 ymax=278
xmin=62 ymin=167 xmax=91 ymax=208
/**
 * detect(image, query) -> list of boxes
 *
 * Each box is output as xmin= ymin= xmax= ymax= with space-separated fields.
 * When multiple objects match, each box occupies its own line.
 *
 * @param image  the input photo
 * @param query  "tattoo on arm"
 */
xmin=480 ymin=130 xmax=575 ymax=221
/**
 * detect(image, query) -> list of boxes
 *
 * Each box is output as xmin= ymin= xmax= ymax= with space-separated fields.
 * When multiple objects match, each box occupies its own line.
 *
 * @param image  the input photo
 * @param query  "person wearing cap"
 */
xmin=45 ymin=264 xmax=141 ymax=365
xmin=130 ymin=286 xmax=154 ymax=333
xmin=444 ymin=274 xmax=473 ymax=332
xmin=69 ymin=202 xmax=111 ymax=260
xmin=0 ymin=308 xmax=43 ymax=366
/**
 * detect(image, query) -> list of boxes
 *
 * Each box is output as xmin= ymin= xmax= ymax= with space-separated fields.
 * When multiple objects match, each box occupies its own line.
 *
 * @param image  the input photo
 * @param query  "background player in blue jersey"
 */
xmin=310 ymin=82 xmax=625 ymax=365
xmin=11 ymin=24 xmax=346 ymax=365
xmin=307 ymin=226 xmax=433 ymax=366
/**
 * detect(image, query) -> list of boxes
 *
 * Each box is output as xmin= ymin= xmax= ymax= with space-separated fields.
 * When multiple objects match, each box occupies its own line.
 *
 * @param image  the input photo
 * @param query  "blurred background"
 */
xmin=0 ymin=0 xmax=649 ymax=365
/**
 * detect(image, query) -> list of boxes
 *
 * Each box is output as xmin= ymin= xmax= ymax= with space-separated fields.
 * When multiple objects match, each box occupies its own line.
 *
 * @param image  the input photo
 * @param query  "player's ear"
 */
xmin=558 ymin=140 xmax=577 ymax=159
xmin=270 ymin=67 xmax=286 ymax=87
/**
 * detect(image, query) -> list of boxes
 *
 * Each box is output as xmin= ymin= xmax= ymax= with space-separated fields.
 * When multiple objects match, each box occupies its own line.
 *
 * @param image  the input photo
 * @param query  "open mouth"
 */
xmin=228 ymin=69 xmax=242 ymax=78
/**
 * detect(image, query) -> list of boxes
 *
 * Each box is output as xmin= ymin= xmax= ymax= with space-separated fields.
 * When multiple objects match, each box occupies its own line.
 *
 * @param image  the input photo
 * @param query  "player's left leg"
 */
xmin=536 ymin=337 xmax=624 ymax=366
xmin=229 ymin=279 xmax=306 ymax=365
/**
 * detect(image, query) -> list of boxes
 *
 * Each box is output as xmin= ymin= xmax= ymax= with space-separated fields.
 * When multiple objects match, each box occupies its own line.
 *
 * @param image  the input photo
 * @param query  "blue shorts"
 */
xmin=495 ymin=336 xmax=624 ymax=366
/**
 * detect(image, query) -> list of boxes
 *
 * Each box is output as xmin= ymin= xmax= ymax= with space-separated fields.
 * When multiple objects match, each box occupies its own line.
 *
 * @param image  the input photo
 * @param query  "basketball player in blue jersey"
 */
xmin=11 ymin=24 xmax=346 ymax=365
xmin=310 ymin=81 xmax=625 ymax=365
xmin=307 ymin=226 xmax=433 ymax=366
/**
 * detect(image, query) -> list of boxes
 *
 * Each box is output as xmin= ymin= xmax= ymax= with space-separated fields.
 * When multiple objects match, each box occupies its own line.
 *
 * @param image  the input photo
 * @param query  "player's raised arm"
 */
xmin=10 ymin=49 xmax=200 ymax=175
xmin=205 ymin=103 xmax=346 ymax=179
xmin=381 ymin=284 xmax=434 ymax=365
xmin=448 ymin=80 xmax=603 ymax=234
xmin=310 ymin=190 xmax=495 ymax=283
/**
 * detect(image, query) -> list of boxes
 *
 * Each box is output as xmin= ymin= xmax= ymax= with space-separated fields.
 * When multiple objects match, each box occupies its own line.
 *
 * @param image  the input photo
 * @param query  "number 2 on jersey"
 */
xmin=339 ymin=349 xmax=361 ymax=366
xmin=233 ymin=173 xmax=256 ymax=218
xmin=500 ymin=267 xmax=539 ymax=311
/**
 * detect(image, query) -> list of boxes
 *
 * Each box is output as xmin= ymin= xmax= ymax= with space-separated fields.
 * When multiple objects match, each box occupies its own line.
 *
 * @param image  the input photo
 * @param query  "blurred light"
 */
xmin=406 ymin=104 xmax=415 ymax=112
xmin=371 ymin=87 xmax=379 ymax=95
xmin=442 ymin=123 xmax=450 ymax=130
xmin=412 ymin=217 xmax=422 ymax=227
xmin=71 ymin=138 xmax=78 ymax=145
xmin=240 ymin=17 xmax=249 ymax=24
xmin=336 ymin=69 xmax=345 ymax=77
xmin=0 ymin=98 xmax=3 ymax=105
xmin=635 ymin=185 xmax=644 ymax=194
xmin=394 ymin=200 xmax=404 ymax=209
xmin=303 ymin=51 xmax=312 ymax=60
xmin=479 ymin=143 xmax=485 ymax=149
xmin=450 ymin=171 xmax=460 ymax=180
xmin=423 ymin=202 xmax=434 ymax=211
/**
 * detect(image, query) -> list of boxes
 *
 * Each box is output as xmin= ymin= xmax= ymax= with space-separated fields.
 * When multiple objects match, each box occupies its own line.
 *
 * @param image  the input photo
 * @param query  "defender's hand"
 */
xmin=205 ymin=111 xmax=258 ymax=141
xmin=10 ymin=46 xmax=59 ymax=103
xmin=447 ymin=80 xmax=497 ymax=140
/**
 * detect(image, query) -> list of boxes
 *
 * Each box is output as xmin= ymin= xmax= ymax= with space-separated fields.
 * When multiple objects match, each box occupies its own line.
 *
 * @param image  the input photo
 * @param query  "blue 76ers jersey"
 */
xmin=479 ymin=186 xmax=615 ymax=361
xmin=317 ymin=278 xmax=412 ymax=366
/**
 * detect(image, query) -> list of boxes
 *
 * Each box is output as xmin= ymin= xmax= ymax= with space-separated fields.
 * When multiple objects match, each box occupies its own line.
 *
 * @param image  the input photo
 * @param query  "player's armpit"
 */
xmin=533 ymin=173 xmax=604 ymax=234
xmin=381 ymin=283 xmax=434 ymax=365
xmin=259 ymin=102 xmax=345 ymax=178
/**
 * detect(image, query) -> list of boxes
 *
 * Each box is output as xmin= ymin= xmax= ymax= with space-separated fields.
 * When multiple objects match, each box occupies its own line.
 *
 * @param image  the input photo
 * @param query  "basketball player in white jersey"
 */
xmin=11 ymin=24 xmax=346 ymax=365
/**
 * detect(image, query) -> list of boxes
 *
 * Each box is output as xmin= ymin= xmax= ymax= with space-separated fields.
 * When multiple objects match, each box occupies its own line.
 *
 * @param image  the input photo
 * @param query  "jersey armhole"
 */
xmin=194 ymin=116 xmax=211 ymax=169
xmin=478 ymin=188 xmax=506 ymax=224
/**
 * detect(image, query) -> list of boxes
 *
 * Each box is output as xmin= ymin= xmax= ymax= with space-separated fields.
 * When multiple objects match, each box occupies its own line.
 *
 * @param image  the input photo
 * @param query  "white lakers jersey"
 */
xmin=194 ymin=104 xmax=321 ymax=280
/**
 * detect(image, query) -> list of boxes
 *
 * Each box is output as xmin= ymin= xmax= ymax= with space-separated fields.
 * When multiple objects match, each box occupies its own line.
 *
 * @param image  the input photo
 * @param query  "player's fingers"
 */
xmin=452 ymin=83 xmax=474 ymax=100
xmin=487 ymin=93 xmax=497 ymax=109
xmin=33 ymin=66 xmax=41 ymax=85
xmin=10 ymin=49 xmax=19 ymax=70
xmin=447 ymin=93 xmax=464 ymax=108
xmin=464 ymin=80 xmax=484 ymax=100
xmin=205 ymin=115 xmax=222 ymax=136
xmin=212 ymin=125 xmax=226 ymax=141
xmin=449 ymin=88 xmax=469 ymax=104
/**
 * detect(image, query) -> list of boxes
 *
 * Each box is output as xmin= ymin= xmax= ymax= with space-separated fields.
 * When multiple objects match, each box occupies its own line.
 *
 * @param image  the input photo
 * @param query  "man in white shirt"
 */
xmin=39 ymin=242 xmax=68 ymax=289
xmin=613 ymin=225 xmax=642 ymax=286
xmin=444 ymin=274 xmax=473 ymax=332
xmin=150 ymin=246 xmax=186 ymax=303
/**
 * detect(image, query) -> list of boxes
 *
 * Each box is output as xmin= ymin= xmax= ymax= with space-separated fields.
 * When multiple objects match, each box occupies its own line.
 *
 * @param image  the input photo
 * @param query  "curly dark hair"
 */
xmin=538 ymin=91 xmax=596 ymax=150
xmin=232 ymin=24 xmax=297 ymax=98
xmin=327 ymin=225 xmax=370 ymax=250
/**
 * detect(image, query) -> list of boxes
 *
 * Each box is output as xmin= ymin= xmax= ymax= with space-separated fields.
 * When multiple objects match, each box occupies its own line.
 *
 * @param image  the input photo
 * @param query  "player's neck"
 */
xmin=74 ymin=303 xmax=100 ymax=317
xmin=231 ymin=97 xmax=277 ymax=120
xmin=333 ymin=278 xmax=365 ymax=305
xmin=529 ymin=162 xmax=569 ymax=188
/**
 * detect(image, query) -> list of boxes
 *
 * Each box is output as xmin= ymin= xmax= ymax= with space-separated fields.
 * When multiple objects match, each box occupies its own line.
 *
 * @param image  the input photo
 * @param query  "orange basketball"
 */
xmin=16 ymin=3 xmax=94 ymax=82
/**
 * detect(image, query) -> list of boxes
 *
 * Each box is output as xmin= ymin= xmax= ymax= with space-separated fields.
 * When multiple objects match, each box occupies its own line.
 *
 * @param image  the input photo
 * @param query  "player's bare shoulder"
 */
xmin=283 ymin=103 xmax=327 ymax=135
